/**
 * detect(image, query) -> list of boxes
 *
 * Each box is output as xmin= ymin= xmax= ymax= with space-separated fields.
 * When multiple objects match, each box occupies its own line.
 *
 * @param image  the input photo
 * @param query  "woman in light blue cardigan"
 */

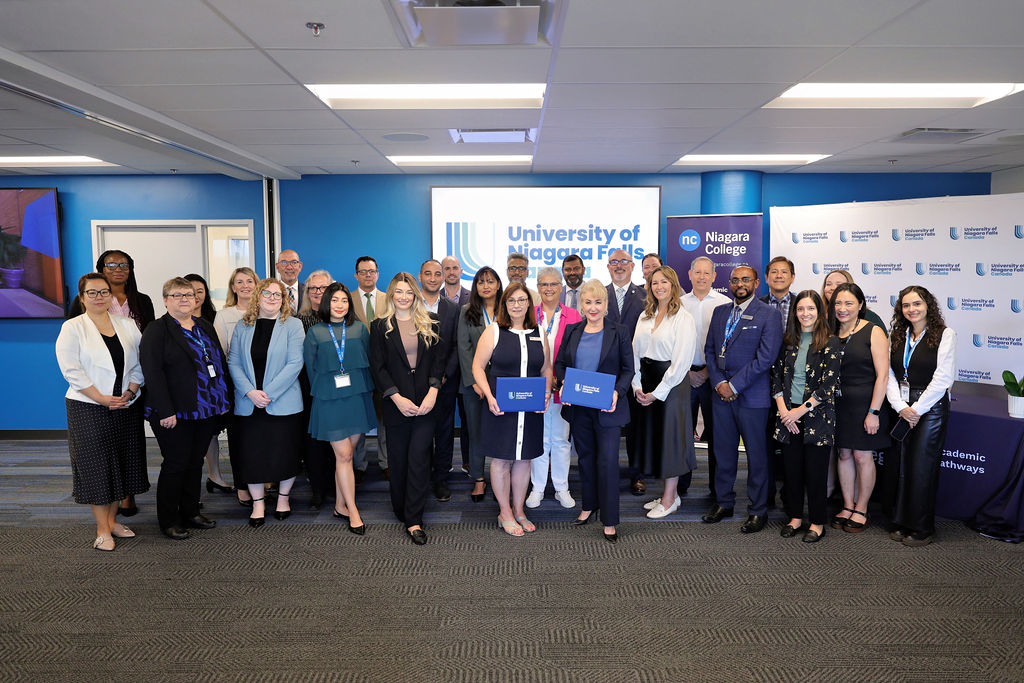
xmin=228 ymin=278 xmax=305 ymax=527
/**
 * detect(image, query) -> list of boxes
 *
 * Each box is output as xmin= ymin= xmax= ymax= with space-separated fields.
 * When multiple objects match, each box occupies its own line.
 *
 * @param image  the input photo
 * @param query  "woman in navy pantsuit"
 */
xmin=555 ymin=279 xmax=634 ymax=542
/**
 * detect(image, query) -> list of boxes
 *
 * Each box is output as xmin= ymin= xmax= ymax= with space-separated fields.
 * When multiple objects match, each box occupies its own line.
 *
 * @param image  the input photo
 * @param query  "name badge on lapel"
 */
xmin=335 ymin=373 xmax=351 ymax=389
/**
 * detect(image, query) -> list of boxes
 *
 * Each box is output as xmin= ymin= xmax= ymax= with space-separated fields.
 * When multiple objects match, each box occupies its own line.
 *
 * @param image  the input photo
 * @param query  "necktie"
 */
xmin=729 ymin=305 xmax=741 ymax=327
xmin=288 ymin=286 xmax=296 ymax=308
xmin=365 ymin=292 xmax=375 ymax=320
xmin=569 ymin=289 xmax=578 ymax=310
xmin=615 ymin=287 xmax=625 ymax=314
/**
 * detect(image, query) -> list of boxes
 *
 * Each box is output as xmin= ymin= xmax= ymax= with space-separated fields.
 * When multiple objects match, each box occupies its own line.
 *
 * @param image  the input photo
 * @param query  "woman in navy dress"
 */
xmin=472 ymin=282 xmax=551 ymax=537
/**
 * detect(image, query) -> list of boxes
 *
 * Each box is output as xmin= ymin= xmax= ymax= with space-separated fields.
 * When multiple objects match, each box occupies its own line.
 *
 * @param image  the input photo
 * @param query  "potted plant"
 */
xmin=0 ymin=224 xmax=27 ymax=289
xmin=1005 ymin=370 xmax=1024 ymax=419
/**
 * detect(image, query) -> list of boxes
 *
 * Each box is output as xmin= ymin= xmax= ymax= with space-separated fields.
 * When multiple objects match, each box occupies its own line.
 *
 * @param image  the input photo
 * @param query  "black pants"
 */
xmin=780 ymin=426 xmax=830 ymax=525
xmin=386 ymin=415 xmax=436 ymax=528
xmin=690 ymin=380 xmax=717 ymax=495
xmin=225 ymin=415 xmax=245 ymax=488
xmin=571 ymin=407 xmax=621 ymax=527
xmin=883 ymin=393 xmax=949 ymax=535
xmin=153 ymin=416 xmax=219 ymax=529
xmin=304 ymin=434 xmax=335 ymax=498
xmin=456 ymin=391 xmax=470 ymax=469
xmin=430 ymin=382 xmax=459 ymax=485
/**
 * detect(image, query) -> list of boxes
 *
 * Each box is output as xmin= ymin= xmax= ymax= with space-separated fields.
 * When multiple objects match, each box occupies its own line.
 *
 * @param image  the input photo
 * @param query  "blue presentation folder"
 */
xmin=560 ymin=367 xmax=615 ymax=410
xmin=496 ymin=376 xmax=547 ymax=412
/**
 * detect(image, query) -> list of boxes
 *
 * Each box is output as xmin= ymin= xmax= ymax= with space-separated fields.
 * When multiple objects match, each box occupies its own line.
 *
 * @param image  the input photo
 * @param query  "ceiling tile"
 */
xmin=106 ymin=85 xmax=324 ymax=111
xmin=863 ymin=0 xmax=1024 ymax=47
xmin=168 ymin=109 xmax=346 ymax=130
xmin=339 ymin=109 xmax=541 ymax=129
xmin=545 ymin=83 xmax=785 ymax=109
xmin=206 ymin=0 xmax=402 ymax=49
xmin=806 ymin=47 xmax=1024 ymax=82
xmin=540 ymin=108 xmax=749 ymax=129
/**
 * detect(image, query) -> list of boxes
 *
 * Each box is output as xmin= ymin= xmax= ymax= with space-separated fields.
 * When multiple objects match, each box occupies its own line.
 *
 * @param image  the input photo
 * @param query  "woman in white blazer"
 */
xmin=56 ymin=273 xmax=148 ymax=551
xmin=228 ymin=278 xmax=305 ymax=527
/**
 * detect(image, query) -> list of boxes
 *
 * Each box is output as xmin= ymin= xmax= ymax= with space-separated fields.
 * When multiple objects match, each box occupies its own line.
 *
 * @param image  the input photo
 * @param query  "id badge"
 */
xmin=899 ymin=379 xmax=910 ymax=403
xmin=207 ymin=363 xmax=217 ymax=378
xmin=334 ymin=373 xmax=351 ymax=389
xmin=716 ymin=356 xmax=726 ymax=371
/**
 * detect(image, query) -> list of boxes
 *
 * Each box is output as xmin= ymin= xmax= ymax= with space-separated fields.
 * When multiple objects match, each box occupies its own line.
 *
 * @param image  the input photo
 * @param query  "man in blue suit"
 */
xmin=701 ymin=265 xmax=783 ymax=533
xmin=605 ymin=249 xmax=649 ymax=495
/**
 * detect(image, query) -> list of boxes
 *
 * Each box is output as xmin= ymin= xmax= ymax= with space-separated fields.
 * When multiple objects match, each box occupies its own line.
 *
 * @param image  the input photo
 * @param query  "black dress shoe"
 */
xmin=780 ymin=523 xmax=801 ymax=538
xmin=408 ymin=528 xmax=427 ymax=545
xmin=248 ymin=515 xmax=265 ymax=528
xmin=701 ymin=505 xmax=734 ymax=523
xmin=237 ymin=493 xmax=253 ymax=508
xmin=348 ymin=523 xmax=366 ymax=536
xmin=471 ymin=479 xmax=486 ymax=503
xmin=273 ymin=493 xmax=291 ymax=520
xmin=740 ymin=514 xmax=766 ymax=534
xmin=332 ymin=509 xmax=349 ymax=520
xmin=802 ymin=527 xmax=826 ymax=543
xmin=630 ymin=479 xmax=646 ymax=496
xmin=117 ymin=505 xmax=139 ymax=517
xmin=572 ymin=510 xmax=597 ymax=526
xmin=603 ymin=531 xmax=618 ymax=543
xmin=206 ymin=478 xmax=233 ymax=494
xmin=185 ymin=514 xmax=216 ymax=530
xmin=309 ymin=492 xmax=323 ymax=510
xmin=434 ymin=482 xmax=451 ymax=502
xmin=162 ymin=525 xmax=190 ymax=540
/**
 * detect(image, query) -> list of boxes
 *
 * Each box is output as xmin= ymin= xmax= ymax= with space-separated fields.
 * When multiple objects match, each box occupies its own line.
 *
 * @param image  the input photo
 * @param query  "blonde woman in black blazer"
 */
xmin=370 ymin=273 xmax=446 ymax=546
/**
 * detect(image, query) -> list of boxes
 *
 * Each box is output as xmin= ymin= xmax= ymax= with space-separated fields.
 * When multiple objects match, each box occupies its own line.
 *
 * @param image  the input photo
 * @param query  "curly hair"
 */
xmin=241 ymin=277 xmax=293 ymax=325
xmin=379 ymin=272 xmax=439 ymax=346
xmin=890 ymin=285 xmax=945 ymax=350
xmin=784 ymin=290 xmax=832 ymax=352
xmin=641 ymin=266 xmax=683 ymax=320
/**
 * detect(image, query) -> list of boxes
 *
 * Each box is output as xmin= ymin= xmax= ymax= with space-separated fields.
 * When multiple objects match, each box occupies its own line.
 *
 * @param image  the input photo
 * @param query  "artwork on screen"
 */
xmin=0 ymin=188 xmax=66 ymax=319
xmin=430 ymin=186 xmax=661 ymax=286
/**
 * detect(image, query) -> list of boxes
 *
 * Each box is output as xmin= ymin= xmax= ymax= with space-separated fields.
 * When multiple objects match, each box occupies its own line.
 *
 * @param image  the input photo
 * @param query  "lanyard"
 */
xmin=903 ymin=328 xmax=925 ymax=381
xmin=723 ymin=306 xmax=742 ymax=342
xmin=327 ymin=322 xmax=347 ymax=373
xmin=483 ymin=308 xmax=493 ymax=326
xmin=537 ymin=304 xmax=560 ymax=338
xmin=179 ymin=319 xmax=211 ymax=363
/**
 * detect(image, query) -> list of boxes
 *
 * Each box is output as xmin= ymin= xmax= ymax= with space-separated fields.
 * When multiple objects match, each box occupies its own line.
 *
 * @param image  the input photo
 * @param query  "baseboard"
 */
xmin=0 ymin=429 xmax=68 ymax=440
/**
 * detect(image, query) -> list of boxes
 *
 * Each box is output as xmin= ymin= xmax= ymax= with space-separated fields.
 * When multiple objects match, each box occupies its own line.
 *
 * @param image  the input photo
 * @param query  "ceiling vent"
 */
xmin=382 ymin=0 xmax=564 ymax=46
xmin=893 ymin=128 xmax=999 ymax=144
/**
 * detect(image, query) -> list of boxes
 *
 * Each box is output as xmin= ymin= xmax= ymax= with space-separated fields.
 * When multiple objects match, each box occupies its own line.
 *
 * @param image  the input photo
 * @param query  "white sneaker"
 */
xmin=554 ymin=490 xmax=576 ymax=508
xmin=646 ymin=497 xmax=681 ymax=519
xmin=525 ymin=490 xmax=544 ymax=508
xmin=643 ymin=497 xmax=662 ymax=511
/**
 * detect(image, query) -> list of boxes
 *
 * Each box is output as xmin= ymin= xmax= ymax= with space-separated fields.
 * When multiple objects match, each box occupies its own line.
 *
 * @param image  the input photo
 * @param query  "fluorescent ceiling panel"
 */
xmin=306 ymin=84 xmax=545 ymax=110
xmin=673 ymin=154 xmax=830 ymax=166
xmin=0 ymin=155 xmax=117 ymax=167
xmin=387 ymin=155 xmax=532 ymax=167
xmin=765 ymin=83 xmax=1024 ymax=109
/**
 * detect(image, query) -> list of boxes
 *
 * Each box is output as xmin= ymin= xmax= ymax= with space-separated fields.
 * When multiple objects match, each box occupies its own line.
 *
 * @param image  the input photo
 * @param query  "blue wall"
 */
xmin=0 ymin=174 xmax=265 ymax=430
xmin=0 ymin=170 xmax=991 ymax=430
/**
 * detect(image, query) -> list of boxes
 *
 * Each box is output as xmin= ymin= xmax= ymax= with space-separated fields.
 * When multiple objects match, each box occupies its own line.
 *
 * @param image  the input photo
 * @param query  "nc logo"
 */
xmin=839 ymin=231 xmax=848 ymax=243
xmin=891 ymin=229 xmax=901 ymax=241
xmin=890 ymin=295 xmax=898 ymax=307
xmin=1015 ymin=225 xmax=1023 ymax=239
xmin=1012 ymin=299 xmax=1022 ymax=313
xmin=861 ymin=263 xmax=870 ymax=275
xmin=972 ymin=334 xmax=984 ymax=348
xmin=791 ymin=233 xmax=800 ymax=244
xmin=678 ymin=229 xmax=700 ymax=252
xmin=950 ymin=227 xmax=961 ymax=240
xmin=811 ymin=263 xmax=821 ymax=275
xmin=946 ymin=297 xmax=957 ymax=310
xmin=976 ymin=263 xmax=986 ymax=276
xmin=915 ymin=263 xmax=925 ymax=275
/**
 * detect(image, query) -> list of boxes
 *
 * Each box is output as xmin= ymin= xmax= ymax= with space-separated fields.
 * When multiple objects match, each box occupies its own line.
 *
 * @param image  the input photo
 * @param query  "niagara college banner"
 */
xmin=665 ymin=214 xmax=763 ymax=293
xmin=770 ymin=193 xmax=1024 ymax=386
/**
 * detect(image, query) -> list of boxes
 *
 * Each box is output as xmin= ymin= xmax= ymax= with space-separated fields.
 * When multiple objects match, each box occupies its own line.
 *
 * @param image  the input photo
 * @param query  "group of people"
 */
xmin=56 ymin=246 xmax=955 ymax=551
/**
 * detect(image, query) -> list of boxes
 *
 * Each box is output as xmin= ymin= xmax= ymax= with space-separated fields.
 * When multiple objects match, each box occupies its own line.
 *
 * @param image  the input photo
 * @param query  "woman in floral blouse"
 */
xmin=771 ymin=290 xmax=842 ymax=543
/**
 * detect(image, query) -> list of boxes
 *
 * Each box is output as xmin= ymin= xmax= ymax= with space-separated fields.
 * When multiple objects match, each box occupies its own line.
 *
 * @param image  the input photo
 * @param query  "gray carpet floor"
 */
xmin=1 ymin=439 xmax=1022 ymax=682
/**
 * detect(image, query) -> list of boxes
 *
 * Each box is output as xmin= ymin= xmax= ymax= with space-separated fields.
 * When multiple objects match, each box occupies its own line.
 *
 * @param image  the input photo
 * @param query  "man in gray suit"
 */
xmin=440 ymin=256 xmax=471 ymax=307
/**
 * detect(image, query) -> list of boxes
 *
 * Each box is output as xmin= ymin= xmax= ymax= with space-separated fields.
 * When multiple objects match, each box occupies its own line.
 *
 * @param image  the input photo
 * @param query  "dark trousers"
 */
xmin=386 ymin=415 xmax=436 ymax=528
xmin=153 ymin=416 xmax=219 ymax=529
xmin=780 ymin=428 xmax=830 ymax=525
xmin=430 ymin=382 xmax=459 ymax=485
xmin=883 ymin=394 xmax=949 ymax=535
xmin=456 ymin=391 xmax=470 ymax=469
xmin=225 ymin=415 xmax=244 ymax=488
xmin=689 ymin=380 xmax=716 ymax=495
xmin=461 ymin=386 xmax=487 ymax=480
xmin=712 ymin=400 xmax=771 ymax=516
xmin=623 ymin=393 xmax=641 ymax=480
xmin=571 ymin=408 xmax=621 ymax=527
xmin=304 ymin=435 xmax=335 ymax=497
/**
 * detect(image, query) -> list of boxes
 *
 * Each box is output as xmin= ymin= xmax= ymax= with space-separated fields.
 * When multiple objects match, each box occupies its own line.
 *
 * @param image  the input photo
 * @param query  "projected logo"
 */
xmin=891 ymin=229 xmax=901 ymax=241
xmin=915 ymin=263 xmax=925 ymax=275
xmin=947 ymin=298 xmax=957 ymax=311
xmin=950 ymin=226 xmax=961 ymax=240
xmin=1016 ymin=225 xmax=1024 ymax=239
xmin=445 ymin=220 xmax=488 ymax=281
xmin=976 ymin=263 xmax=986 ymax=276
xmin=839 ymin=231 xmax=849 ymax=243
xmin=678 ymin=229 xmax=700 ymax=252
xmin=1012 ymin=299 xmax=1022 ymax=313
xmin=791 ymin=233 xmax=800 ymax=244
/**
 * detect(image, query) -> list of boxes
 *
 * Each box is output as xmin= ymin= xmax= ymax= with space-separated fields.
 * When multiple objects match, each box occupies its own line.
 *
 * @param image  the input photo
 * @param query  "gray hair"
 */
xmin=298 ymin=269 xmax=333 ymax=315
xmin=536 ymin=266 xmax=562 ymax=284
xmin=507 ymin=252 xmax=528 ymax=266
xmin=689 ymin=256 xmax=715 ymax=272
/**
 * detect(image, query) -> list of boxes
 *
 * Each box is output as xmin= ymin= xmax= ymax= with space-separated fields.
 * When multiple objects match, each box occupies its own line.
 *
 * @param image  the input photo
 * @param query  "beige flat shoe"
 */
xmin=93 ymin=535 xmax=115 ymax=551
xmin=111 ymin=523 xmax=135 ymax=538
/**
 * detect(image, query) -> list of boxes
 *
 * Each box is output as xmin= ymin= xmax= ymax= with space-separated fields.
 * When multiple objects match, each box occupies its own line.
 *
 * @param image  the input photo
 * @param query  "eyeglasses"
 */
xmin=507 ymin=265 xmax=528 ymax=273
xmin=83 ymin=289 xmax=111 ymax=299
xmin=260 ymin=291 xmax=283 ymax=300
xmin=506 ymin=297 xmax=530 ymax=306
xmin=608 ymin=259 xmax=632 ymax=266
xmin=308 ymin=285 xmax=329 ymax=294
xmin=537 ymin=282 xmax=560 ymax=289
xmin=166 ymin=292 xmax=196 ymax=301
xmin=729 ymin=277 xmax=756 ymax=284
xmin=277 ymin=260 xmax=301 ymax=267
xmin=356 ymin=269 xmax=378 ymax=276
xmin=103 ymin=262 xmax=130 ymax=271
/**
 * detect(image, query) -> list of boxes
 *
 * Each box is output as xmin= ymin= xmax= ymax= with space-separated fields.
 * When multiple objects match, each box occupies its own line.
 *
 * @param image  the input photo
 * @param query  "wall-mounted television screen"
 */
xmin=0 ymin=188 xmax=65 ymax=319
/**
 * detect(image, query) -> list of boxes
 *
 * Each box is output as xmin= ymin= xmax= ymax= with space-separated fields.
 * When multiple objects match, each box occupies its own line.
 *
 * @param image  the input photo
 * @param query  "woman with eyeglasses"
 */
xmin=369 ymin=273 xmax=446 ymax=545
xmin=227 ymin=278 xmax=305 ymax=528
xmin=457 ymin=266 xmax=504 ymax=503
xmin=56 ymin=273 xmax=148 ymax=550
xmin=297 ymin=270 xmax=333 ymax=333
xmin=140 ymin=277 xmax=231 ymax=541
xmin=472 ymin=282 xmax=551 ymax=537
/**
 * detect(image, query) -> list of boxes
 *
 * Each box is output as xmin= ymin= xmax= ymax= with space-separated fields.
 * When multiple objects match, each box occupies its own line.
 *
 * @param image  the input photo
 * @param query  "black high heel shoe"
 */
xmin=471 ymin=479 xmax=486 ymax=503
xmin=248 ymin=497 xmax=266 ymax=528
xmin=273 ymin=493 xmax=291 ymax=521
xmin=237 ymin=491 xmax=253 ymax=508
xmin=206 ymin=478 xmax=233 ymax=494
xmin=573 ymin=509 xmax=597 ymax=526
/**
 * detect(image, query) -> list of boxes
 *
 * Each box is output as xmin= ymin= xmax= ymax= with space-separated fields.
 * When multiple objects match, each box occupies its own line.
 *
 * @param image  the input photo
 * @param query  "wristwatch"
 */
xmin=868 ymin=408 xmax=880 ymax=415
xmin=803 ymin=401 xmax=813 ymax=410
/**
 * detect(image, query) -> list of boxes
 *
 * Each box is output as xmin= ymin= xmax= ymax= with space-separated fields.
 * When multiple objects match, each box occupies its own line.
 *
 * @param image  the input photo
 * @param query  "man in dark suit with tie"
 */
xmin=560 ymin=254 xmax=585 ymax=311
xmin=701 ymin=265 xmax=783 ymax=533
xmin=605 ymin=248 xmax=649 ymax=495
xmin=275 ymin=249 xmax=304 ymax=309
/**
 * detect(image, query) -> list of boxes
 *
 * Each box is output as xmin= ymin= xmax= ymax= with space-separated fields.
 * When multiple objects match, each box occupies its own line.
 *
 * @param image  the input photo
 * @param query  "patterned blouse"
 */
xmin=770 ymin=335 xmax=842 ymax=447
xmin=144 ymin=317 xmax=231 ymax=421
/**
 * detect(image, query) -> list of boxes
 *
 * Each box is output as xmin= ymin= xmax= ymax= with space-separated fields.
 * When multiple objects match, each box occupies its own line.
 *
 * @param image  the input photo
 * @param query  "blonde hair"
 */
xmin=642 ymin=266 xmax=683 ymax=320
xmin=225 ymin=267 xmax=258 ymax=307
xmin=241 ymin=277 xmax=293 ymax=325
xmin=579 ymin=278 xmax=607 ymax=311
xmin=380 ymin=272 xmax=439 ymax=345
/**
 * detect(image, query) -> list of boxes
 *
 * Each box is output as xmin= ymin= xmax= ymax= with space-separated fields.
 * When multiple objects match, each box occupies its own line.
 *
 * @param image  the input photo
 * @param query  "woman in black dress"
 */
xmin=227 ymin=278 xmax=306 ymax=527
xmin=472 ymin=282 xmax=550 ymax=537
xmin=830 ymin=283 xmax=890 ymax=532
xmin=884 ymin=286 xmax=956 ymax=547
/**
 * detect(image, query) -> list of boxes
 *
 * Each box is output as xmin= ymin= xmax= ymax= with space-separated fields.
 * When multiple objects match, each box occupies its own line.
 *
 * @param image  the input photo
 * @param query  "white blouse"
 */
xmin=631 ymin=306 xmax=697 ymax=401
xmin=213 ymin=306 xmax=245 ymax=355
xmin=55 ymin=313 xmax=144 ymax=406
xmin=885 ymin=327 xmax=957 ymax=415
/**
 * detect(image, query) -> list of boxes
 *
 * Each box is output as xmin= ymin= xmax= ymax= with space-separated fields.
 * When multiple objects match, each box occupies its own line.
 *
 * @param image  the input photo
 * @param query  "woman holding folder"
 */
xmin=631 ymin=266 xmax=698 ymax=520
xmin=472 ymin=282 xmax=550 ymax=537
xmin=554 ymin=279 xmax=634 ymax=542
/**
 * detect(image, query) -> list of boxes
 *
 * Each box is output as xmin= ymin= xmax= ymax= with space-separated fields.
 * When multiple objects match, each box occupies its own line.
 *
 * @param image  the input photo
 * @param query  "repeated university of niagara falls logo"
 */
xmin=950 ymin=226 xmax=961 ymax=240
xmin=445 ymin=220 xmax=487 ymax=280
xmin=891 ymin=228 xmax=901 ymax=241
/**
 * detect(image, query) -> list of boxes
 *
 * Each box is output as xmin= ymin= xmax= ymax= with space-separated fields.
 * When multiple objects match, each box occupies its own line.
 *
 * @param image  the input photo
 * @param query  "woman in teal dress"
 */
xmin=303 ymin=282 xmax=375 ymax=535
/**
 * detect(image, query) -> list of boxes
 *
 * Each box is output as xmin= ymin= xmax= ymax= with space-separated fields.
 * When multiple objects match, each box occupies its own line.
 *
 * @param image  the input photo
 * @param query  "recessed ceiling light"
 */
xmin=764 ymin=83 xmax=1024 ymax=109
xmin=306 ymin=83 xmax=545 ymax=109
xmin=386 ymin=155 xmax=533 ymax=167
xmin=673 ymin=154 xmax=830 ymax=166
xmin=448 ymin=129 xmax=536 ymax=144
xmin=0 ymin=155 xmax=117 ymax=167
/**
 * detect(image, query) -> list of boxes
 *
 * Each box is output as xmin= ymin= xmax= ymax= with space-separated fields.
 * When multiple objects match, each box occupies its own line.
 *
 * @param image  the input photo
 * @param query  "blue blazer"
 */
xmin=703 ymin=297 xmax=783 ymax=409
xmin=605 ymin=282 xmax=646 ymax=334
xmin=554 ymin=320 xmax=635 ymax=428
xmin=228 ymin=315 xmax=305 ymax=416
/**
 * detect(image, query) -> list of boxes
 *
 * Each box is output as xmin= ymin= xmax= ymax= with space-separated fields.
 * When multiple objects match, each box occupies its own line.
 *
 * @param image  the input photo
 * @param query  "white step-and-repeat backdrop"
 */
xmin=770 ymin=193 xmax=1024 ymax=386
